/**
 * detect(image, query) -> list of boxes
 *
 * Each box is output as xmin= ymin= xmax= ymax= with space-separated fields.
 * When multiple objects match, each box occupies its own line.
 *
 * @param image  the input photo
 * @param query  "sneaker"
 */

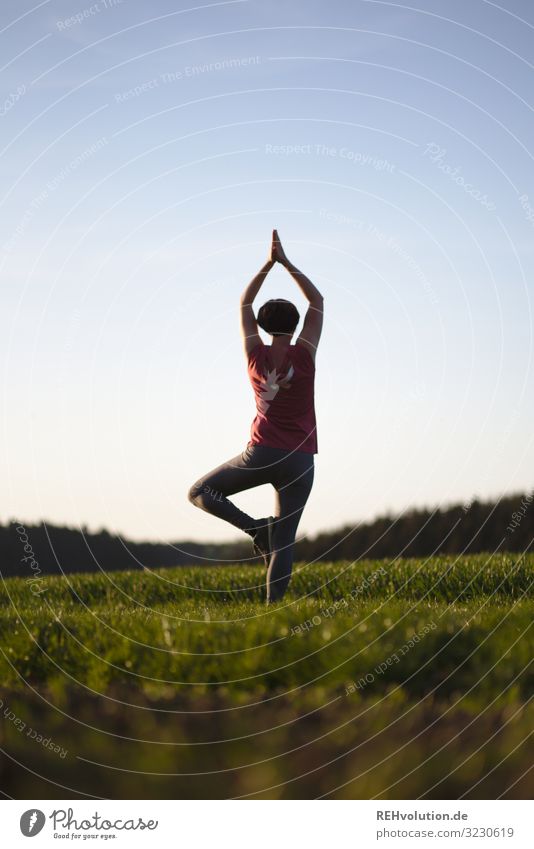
xmin=252 ymin=516 xmax=275 ymax=568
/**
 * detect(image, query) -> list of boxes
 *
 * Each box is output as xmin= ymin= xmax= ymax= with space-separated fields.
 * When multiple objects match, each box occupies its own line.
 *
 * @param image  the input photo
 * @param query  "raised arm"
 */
xmin=239 ymin=243 xmax=276 ymax=356
xmin=272 ymin=230 xmax=324 ymax=362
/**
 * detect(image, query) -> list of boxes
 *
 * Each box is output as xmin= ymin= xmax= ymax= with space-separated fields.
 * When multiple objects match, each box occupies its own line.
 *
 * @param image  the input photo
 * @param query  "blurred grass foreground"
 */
xmin=0 ymin=554 xmax=533 ymax=799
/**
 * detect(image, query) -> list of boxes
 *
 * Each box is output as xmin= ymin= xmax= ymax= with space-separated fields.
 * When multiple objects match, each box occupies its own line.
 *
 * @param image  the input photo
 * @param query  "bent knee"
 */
xmin=188 ymin=480 xmax=205 ymax=504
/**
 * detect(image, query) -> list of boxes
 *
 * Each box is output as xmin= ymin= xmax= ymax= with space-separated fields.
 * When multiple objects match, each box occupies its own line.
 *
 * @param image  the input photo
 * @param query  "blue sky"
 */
xmin=1 ymin=0 xmax=533 ymax=543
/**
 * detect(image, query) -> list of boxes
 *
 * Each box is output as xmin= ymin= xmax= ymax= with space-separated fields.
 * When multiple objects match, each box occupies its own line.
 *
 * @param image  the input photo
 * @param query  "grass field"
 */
xmin=1 ymin=554 xmax=533 ymax=799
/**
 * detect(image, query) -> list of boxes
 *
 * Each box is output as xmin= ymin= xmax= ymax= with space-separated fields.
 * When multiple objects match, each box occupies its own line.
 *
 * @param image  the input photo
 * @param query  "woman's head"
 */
xmin=257 ymin=299 xmax=300 ymax=337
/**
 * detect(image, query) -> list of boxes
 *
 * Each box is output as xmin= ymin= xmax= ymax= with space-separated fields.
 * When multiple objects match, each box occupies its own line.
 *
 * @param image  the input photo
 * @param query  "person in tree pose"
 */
xmin=188 ymin=230 xmax=324 ymax=603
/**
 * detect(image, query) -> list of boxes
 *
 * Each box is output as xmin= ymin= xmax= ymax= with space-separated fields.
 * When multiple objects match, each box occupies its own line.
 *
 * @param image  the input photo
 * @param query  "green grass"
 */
xmin=1 ymin=554 xmax=532 ymax=799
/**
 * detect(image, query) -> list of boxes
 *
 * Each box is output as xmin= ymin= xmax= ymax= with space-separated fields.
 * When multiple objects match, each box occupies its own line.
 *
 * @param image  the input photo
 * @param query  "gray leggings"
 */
xmin=188 ymin=443 xmax=315 ymax=601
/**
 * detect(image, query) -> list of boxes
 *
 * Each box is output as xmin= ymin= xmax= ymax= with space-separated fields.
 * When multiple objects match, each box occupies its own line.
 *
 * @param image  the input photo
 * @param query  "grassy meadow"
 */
xmin=0 ymin=554 xmax=532 ymax=799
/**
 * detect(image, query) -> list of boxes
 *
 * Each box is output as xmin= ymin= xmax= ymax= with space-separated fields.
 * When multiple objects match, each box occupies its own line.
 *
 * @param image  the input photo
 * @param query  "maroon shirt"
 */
xmin=246 ymin=342 xmax=318 ymax=454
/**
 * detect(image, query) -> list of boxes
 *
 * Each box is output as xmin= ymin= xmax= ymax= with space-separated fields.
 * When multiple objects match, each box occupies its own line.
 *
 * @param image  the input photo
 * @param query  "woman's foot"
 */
xmin=252 ymin=516 xmax=275 ymax=567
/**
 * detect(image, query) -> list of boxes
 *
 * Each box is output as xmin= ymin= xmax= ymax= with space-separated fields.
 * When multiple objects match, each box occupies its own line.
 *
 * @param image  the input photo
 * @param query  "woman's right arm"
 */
xmin=273 ymin=231 xmax=324 ymax=361
xmin=284 ymin=260 xmax=324 ymax=308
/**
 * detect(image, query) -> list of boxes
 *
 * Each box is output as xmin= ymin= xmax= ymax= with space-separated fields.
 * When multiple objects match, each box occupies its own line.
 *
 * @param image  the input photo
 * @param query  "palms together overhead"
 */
xmin=270 ymin=229 xmax=289 ymax=265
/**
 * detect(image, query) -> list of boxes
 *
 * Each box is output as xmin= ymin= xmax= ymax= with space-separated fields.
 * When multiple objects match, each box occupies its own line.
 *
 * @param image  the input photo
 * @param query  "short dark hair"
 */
xmin=257 ymin=299 xmax=300 ymax=336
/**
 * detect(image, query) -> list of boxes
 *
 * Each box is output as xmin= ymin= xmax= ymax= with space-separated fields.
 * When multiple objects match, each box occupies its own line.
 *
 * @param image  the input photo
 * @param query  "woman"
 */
xmin=188 ymin=230 xmax=324 ymax=602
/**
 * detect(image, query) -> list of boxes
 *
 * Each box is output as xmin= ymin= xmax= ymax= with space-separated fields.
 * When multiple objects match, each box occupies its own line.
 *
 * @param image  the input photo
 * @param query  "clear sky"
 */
xmin=1 ymin=0 xmax=533 ymax=543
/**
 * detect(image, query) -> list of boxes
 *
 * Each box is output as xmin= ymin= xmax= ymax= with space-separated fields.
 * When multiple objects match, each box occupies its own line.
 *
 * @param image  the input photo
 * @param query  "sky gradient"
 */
xmin=1 ymin=0 xmax=533 ymax=543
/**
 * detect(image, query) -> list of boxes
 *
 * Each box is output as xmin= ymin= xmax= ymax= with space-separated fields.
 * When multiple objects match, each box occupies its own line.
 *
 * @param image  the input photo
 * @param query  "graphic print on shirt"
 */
xmin=257 ymin=364 xmax=295 ymax=416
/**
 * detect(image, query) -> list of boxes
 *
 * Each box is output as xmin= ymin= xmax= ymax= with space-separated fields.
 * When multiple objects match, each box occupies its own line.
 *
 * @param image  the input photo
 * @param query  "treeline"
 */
xmin=2 ymin=490 xmax=532 ymax=579
xmin=296 ymin=491 xmax=533 ymax=562
xmin=2 ymin=523 xmax=251 ymax=579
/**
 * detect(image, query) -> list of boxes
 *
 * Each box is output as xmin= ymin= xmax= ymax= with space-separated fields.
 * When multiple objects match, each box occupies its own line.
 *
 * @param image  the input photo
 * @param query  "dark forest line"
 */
xmin=2 ymin=490 xmax=532 ymax=579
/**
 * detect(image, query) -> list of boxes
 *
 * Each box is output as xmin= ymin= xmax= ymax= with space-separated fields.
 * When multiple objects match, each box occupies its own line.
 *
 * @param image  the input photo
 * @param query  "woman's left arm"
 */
xmin=240 ymin=249 xmax=276 ymax=356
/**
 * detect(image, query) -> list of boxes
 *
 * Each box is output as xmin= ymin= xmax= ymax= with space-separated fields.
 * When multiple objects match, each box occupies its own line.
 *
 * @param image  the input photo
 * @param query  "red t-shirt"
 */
xmin=247 ymin=342 xmax=318 ymax=454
